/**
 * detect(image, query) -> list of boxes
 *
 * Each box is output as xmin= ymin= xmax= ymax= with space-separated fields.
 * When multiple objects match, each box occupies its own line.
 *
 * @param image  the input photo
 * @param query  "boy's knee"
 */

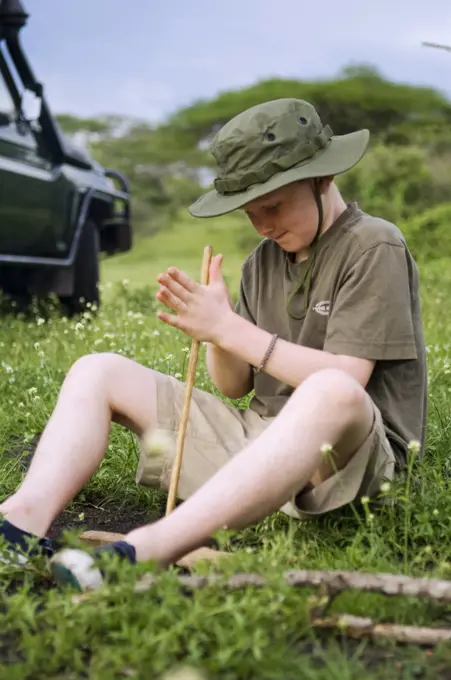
xmin=294 ymin=368 xmax=368 ymax=416
xmin=66 ymin=352 xmax=124 ymax=389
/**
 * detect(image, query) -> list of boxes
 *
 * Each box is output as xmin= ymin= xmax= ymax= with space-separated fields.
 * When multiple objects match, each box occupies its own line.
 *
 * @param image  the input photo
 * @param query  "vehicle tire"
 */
xmin=59 ymin=218 xmax=100 ymax=316
xmin=0 ymin=266 xmax=33 ymax=315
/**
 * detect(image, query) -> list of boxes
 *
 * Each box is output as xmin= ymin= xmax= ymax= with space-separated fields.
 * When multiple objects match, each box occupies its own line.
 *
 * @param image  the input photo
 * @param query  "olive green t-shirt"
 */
xmin=235 ymin=202 xmax=427 ymax=467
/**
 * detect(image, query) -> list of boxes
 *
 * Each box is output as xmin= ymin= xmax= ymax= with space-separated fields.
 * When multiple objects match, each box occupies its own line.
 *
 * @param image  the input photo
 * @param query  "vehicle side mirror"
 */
xmin=20 ymin=88 xmax=42 ymax=122
xmin=0 ymin=112 xmax=10 ymax=126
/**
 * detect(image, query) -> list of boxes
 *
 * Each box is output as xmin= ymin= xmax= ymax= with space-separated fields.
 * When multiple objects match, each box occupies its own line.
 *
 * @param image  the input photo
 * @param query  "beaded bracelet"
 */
xmin=254 ymin=333 xmax=279 ymax=374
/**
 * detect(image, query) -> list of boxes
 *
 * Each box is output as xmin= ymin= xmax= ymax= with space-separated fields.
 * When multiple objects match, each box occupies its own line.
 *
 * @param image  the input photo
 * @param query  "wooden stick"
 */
xmin=312 ymin=614 xmax=451 ymax=646
xmin=79 ymin=529 xmax=230 ymax=569
xmin=79 ymin=530 xmax=129 ymax=547
xmin=165 ymin=244 xmax=213 ymax=515
xmin=70 ymin=560 xmax=451 ymax=605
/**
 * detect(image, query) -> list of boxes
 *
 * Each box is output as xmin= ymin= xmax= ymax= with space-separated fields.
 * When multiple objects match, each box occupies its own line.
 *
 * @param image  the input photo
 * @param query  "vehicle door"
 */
xmin=0 ymin=75 xmax=60 ymax=256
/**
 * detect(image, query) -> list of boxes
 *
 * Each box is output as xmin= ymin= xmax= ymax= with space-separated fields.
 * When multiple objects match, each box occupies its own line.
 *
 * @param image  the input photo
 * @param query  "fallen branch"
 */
xmin=70 ymin=535 xmax=451 ymax=644
xmin=78 ymin=533 xmax=451 ymax=605
xmin=69 ymin=567 xmax=451 ymax=644
xmin=312 ymin=614 xmax=451 ymax=646
xmin=71 ymin=567 xmax=451 ymax=604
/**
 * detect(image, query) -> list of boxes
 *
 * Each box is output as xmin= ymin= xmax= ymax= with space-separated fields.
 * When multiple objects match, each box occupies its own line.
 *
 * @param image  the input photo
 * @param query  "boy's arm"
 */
xmin=216 ymin=316 xmax=376 ymax=389
xmin=214 ymin=242 xmax=417 ymax=390
xmin=205 ymin=274 xmax=254 ymax=399
xmin=205 ymin=343 xmax=253 ymax=399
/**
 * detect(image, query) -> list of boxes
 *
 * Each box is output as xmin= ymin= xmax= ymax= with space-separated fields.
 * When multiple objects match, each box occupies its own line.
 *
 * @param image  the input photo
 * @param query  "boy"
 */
xmin=0 ymin=98 xmax=427 ymax=589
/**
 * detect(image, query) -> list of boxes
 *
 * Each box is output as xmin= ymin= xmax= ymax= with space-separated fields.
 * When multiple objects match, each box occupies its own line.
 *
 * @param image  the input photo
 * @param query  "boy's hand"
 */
xmin=155 ymin=254 xmax=235 ymax=343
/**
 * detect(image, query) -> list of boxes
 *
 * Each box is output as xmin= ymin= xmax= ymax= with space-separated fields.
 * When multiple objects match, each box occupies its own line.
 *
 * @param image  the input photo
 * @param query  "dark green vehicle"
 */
xmin=0 ymin=0 xmax=132 ymax=314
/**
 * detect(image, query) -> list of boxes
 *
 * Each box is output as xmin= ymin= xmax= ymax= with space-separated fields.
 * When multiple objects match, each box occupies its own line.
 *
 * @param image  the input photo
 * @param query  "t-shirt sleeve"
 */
xmin=323 ymin=243 xmax=418 ymax=361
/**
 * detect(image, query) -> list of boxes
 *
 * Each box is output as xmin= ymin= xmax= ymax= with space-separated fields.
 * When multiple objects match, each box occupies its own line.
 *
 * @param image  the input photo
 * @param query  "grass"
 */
xmin=99 ymin=211 xmax=253 ymax=294
xmin=1 ymin=215 xmax=451 ymax=678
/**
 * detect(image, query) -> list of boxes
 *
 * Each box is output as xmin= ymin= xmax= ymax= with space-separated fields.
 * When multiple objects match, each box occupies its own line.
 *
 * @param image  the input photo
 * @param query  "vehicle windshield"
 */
xmin=0 ymin=64 xmax=15 ymax=121
xmin=0 ymin=44 xmax=43 ymax=130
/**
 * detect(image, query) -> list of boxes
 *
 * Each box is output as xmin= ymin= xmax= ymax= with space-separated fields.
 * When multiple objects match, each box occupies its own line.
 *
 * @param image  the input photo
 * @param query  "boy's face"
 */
xmin=242 ymin=179 xmax=329 ymax=256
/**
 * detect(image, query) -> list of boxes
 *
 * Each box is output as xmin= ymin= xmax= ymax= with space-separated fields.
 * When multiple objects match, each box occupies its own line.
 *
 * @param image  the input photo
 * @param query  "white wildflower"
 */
xmin=320 ymin=443 xmax=333 ymax=456
xmin=408 ymin=440 xmax=421 ymax=455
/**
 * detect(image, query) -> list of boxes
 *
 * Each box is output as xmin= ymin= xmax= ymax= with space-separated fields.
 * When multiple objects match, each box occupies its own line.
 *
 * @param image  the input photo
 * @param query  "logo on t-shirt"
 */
xmin=313 ymin=300 xmax=330 ymax=316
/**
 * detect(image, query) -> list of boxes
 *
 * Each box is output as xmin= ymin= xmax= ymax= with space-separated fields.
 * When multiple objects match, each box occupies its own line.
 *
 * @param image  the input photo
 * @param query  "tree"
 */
xmin=168 ymin=67 xmax=451 ymax=147
xmin=54 ymin=64 xmax=451 ymax=239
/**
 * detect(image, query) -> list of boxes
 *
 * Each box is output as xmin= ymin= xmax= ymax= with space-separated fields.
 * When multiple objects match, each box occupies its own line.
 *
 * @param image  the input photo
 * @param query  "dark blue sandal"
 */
xmin=50 ymin=540 xmax=136 ymax=591
xmin=0 ymin=519 xmax=55 ymax=566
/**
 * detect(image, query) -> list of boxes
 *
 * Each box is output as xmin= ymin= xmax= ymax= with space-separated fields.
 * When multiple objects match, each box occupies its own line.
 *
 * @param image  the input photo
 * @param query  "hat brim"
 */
xmin=189 ymin=129 xmax=370 ymax=218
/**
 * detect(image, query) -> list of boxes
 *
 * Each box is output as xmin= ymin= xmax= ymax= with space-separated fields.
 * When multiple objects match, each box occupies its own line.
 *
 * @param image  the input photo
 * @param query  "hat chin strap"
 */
xmin=285 ymin=178 xmax=323 ymax=320
xmin=312 ymin=178 xmax=324 ymax=245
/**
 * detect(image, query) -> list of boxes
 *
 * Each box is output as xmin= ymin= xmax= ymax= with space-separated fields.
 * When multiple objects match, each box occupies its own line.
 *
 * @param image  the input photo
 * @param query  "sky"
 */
xmin=6 ymin=0 xmax=451 ymax=123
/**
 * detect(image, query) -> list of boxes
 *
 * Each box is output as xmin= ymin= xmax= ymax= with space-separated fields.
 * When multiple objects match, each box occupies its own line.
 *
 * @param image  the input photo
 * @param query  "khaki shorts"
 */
xmin=136 ymin=372 xmax=396 ymax=520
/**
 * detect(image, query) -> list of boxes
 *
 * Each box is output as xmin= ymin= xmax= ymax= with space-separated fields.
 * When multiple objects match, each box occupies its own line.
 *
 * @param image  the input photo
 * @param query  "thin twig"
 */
xmin=312 ymin=614 xmax=451 ymax=645
xmin=422 ymin=41 xmax=451 ymax=52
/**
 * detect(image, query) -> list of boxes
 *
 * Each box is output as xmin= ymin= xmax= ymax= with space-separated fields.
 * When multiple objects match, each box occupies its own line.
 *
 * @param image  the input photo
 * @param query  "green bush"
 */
xmin=222 ymin=143 xmax=451 ymax=261
xmin=398 ymin=202 xmax=451 ymax=262
xmin=336 ymin=144 xmax=451 ymax=225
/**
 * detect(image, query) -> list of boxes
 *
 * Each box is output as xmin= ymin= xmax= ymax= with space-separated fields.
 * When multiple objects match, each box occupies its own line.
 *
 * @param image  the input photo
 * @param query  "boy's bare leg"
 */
xmin=125 ymin=368 xmax=374 ymax=565
xmin=0 ymin=353 xmax=162 ymax=537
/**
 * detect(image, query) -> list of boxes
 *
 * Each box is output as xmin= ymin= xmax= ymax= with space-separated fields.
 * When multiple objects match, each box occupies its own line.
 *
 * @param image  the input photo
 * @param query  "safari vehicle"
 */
xmin=0 ymin=0 xmax=132 ymax=314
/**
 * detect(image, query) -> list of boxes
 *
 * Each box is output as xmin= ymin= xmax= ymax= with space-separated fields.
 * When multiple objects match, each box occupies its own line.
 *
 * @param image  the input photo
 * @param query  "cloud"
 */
xmin=16 ymin=0 xmax=451 ymax=122
xmin=114 ymin=80 xmax=176 ymax=123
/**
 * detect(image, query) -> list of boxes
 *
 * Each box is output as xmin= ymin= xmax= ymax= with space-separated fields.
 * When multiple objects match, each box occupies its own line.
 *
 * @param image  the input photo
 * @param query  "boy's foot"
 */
xmin=50 ymin=540 xmax=137 ymax=591
xmin=0 ymin=518 xmax=55 ymax=566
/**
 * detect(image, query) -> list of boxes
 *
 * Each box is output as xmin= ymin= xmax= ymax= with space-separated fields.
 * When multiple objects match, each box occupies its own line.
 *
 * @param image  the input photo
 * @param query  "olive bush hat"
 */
xmin=189 ymin=98 xmax=370 ymax=218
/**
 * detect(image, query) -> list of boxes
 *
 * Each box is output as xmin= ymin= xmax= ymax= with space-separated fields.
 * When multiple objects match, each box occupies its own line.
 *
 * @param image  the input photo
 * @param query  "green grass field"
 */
xmin=1 ymin=214 xmax=451 ymax=679
xmin=99 ymin=211 xmax=252 ymax=295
